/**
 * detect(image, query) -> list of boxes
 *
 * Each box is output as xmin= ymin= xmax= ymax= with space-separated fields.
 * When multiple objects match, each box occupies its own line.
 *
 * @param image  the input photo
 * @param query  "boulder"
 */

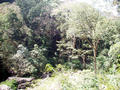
xmin=0 ymin=85 xmax=12 ymax=90
xmin=18 ymin=82 xmax=31 ymax=89
xmin=7 ymin=77 xmax=34 ymax=84
xmin=7 ymin=77 xmax=34 ymax=89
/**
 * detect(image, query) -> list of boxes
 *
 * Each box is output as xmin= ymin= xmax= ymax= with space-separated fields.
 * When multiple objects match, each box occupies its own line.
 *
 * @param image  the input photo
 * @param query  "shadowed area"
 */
xmin=0 ymin=58 xmax=11 ymax=82
xmin=0 ymin=0 xmax=14 ymax=3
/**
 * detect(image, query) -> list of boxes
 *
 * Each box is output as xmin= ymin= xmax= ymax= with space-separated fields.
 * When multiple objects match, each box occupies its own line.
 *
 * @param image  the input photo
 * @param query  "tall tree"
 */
xmin=16 ymin=0 xmax=61 ymax=57
xmin=53 ymin=3 xmax=115 ymax=74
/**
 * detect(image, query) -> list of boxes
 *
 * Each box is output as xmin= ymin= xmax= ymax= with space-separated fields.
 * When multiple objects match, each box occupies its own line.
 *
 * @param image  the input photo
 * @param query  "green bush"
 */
xmin=0 ymin=80 xmax=18 ymax=90
xmin=96 ymin=55 xmax=110 ymax=73
xmin=108 ymin=42 xmax=120 ymax=73
xmin=116 ymin=55 xmax=120 ymax=73
xmin=64 ymin=59 xmax=82 ymax=70
xmin=29 ymin=44 xmax=48 ymax=75
xmin=56 ymin=64 xmax=64 ymax=71
xmin=98 ymin=74 xmax=120 ymax=90
xmin=10 ymin=44 xmax=35 ymax=76
xmin=108 ymin=42 xmax=120 ymax=60
xmin=9 ymin=44 xmax=48 ymax=77
xmin=45 ymin=64 xmax=55 ymax=73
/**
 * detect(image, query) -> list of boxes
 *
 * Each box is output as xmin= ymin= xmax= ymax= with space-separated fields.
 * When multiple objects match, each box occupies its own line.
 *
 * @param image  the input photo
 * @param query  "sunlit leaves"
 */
xmin=108 ymin=42 xmax=120 ymax=60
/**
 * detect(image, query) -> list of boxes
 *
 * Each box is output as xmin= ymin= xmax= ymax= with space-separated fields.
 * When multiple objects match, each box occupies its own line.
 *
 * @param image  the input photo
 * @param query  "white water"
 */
xmin=61 ymin=0 xmax=120 ymax=17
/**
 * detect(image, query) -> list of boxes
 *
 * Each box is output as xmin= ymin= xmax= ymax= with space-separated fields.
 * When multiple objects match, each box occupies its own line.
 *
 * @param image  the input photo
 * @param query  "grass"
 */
xmin=0 ymin=80 xmax=18 ymax=90
xmin=26 ymin=69 xmax=120 ymax=90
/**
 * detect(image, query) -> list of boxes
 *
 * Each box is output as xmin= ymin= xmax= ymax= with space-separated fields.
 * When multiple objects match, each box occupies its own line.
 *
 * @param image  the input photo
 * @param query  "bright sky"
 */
xmin=61 ymin=0 xmax=119 ymax=16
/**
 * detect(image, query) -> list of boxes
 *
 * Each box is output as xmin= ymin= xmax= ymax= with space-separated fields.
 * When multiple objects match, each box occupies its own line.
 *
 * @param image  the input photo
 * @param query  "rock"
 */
xmin=0 ymin=85 xmax=12 ymax=90
xmin=7 ymin=77 xmax=34 ymax=84
xmin=7 ymin=77 xmax=34 ymax=89
xmin=18 ymin=82 xmax=31 ymax=89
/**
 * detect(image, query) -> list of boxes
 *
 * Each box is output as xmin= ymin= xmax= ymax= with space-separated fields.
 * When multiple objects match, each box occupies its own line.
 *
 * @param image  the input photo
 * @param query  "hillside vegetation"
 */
xmin=0 ymin=0 xmax=120 ymax=90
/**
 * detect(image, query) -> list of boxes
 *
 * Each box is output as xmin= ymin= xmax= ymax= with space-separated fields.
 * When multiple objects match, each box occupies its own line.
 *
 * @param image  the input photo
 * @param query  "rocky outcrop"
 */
xmin=8 ymin=77 xmax=34 ymax=84
xmin=18 ymin=82 xmax=31 ymax=89
xmin=0 ymin=85 xmax=12 ymax=90
xmin=7 ymin=77 xmax=34 ymax=89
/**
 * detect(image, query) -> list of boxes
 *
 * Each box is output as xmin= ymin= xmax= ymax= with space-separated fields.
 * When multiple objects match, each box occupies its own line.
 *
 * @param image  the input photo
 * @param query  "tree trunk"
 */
xmin=93 ymin=44 xmax=97 ymax=74
xmin=82 ymin=55 xmax=86 ymax=69
xmin=72 ymin=36 xmax=76 ymax=48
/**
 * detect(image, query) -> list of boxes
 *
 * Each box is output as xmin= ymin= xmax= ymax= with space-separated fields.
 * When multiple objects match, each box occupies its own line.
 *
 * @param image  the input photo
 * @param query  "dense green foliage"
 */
xmin=0 ymin=80 xmax=17 ymax=90
xmin=0 ymin=0 xmax=120 ymax=89
xmin=53 ymin=2 xmax=117 ymax=73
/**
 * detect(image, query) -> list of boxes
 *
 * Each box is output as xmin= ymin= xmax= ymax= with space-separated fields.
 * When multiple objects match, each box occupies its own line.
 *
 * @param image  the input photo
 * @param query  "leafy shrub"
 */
xmin=9 ymin=44 xmax=35 ymax=76
xmin=48 ymin=57 xmax=58 ymax=67
xmin=108 ymin=42 xmax=120 ymax=60
xmin=98 ymin=74 xmax=120 ymax=90
xmin=108 ymin=42 xmax=120 ymax=73
xmin=56 ymin=64 xmax=64 ymax=71
xmin=28 ymin=44 xmax=48 ymax=75
xmin=109 ymin=55 xmax=120 ymax=74
xmin=64 ymin=59 xmax=82 ymax=70
xmin=64 ymin=62 xmax=74 ymax=70
xmin=0 ymin=80 xmax=18 ymax=90
xmin=45 ymin=64 xmax=55 ymax=73
xmin=8 ymin=44 xmax=48 ymax=76
xmin=116 ymin=55 xmax=120 ymax=73
xmin=96 ymin=55 xmax=110 ymax=73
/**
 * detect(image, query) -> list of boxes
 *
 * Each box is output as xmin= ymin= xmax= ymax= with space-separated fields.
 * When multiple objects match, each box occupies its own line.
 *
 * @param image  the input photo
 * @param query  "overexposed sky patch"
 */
xmin=61 ymin=0 xmax=119 ymax=17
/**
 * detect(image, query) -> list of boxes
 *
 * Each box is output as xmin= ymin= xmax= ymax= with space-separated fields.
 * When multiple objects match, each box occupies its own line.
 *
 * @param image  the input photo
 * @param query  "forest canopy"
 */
xmin=0 ymin=0 xmax=120 ymax=90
